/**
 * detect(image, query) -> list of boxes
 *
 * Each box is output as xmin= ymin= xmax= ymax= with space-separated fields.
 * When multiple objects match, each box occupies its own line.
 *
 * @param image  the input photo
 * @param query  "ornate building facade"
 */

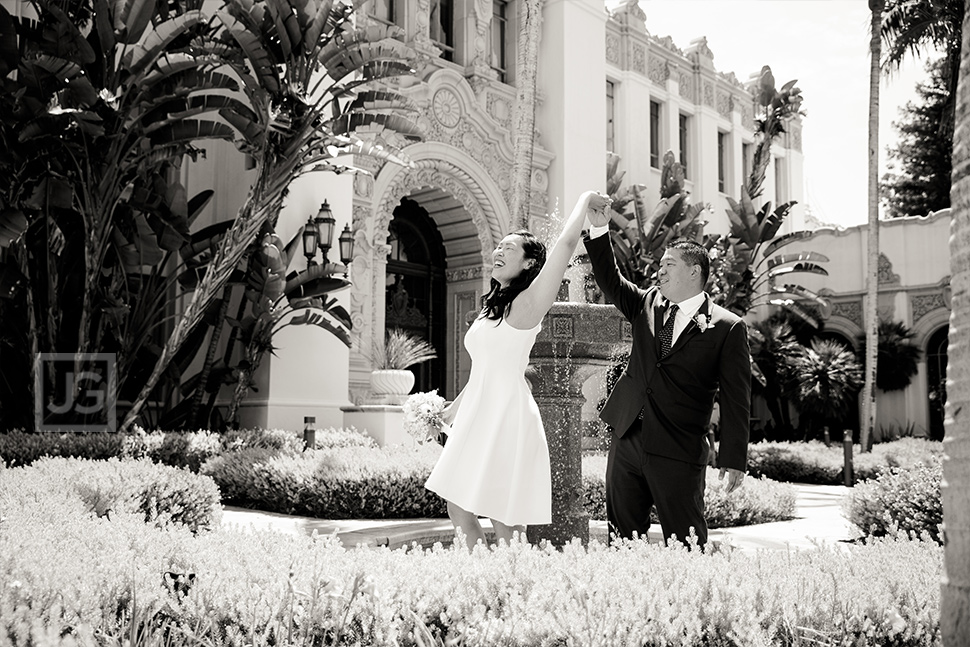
xmin=184 ymin=0 xmax=947 ymax=439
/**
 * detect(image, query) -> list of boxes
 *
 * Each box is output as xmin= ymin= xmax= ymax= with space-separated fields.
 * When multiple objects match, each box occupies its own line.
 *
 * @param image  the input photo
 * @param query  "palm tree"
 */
xmin=941 ymin=0 xmax=970 ymax=640
xmin=788 ymin=339 xmax=864 ymax=442
xmin=855 ymin=320 xmax=923 ymax=392
xmin=861 ymin=0 xmax=884 ymax=452
xmin=881 ymin=0 xmax=963 ymax=144
xmin=749 ymin=316 xmax=801 ymax=439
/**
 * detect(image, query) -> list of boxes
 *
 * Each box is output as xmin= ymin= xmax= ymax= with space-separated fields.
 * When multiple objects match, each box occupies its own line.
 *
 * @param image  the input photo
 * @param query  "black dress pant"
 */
xmin=605 ymin=418 xmax=708 ymax=547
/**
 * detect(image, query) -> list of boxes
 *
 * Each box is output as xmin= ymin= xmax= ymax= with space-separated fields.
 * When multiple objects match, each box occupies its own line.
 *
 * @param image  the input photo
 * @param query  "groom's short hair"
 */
xmin=667 ymin=239 xmax=710 ymax=284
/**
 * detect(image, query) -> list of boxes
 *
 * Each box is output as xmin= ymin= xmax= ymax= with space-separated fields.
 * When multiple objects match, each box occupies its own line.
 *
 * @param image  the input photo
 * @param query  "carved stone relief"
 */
xmin=878 ymin=253 xmax=900 ymax=285
xmin=648 ymin=56 xmax=670 ymax=84
xmin=631 ymin=43 xmax=645 ymax=75
xmin=679 ymin=73 xmax=693 ymax=101
xmin=703 ymin=81 xmax=714 ymax=107
xmin=606 ymin=34 xmax=620 ymax=65
xmin=790 ymin=120 xmax=803 ymax=153
xmin=432 ymin=88 xmax=463 ymax=128
xmin=716 ymin=90 xmax=731 ymax=116
xmin=912 ymin=292 xmax=950 ymax=324
xmin=353 ymin=173 xmax=373 ymax=198
xmin=830 ymin=299 xmax=864 ymax=329
xmin=485 ymin=91 xmax=511 ymax=127
xmin=446 ymin=266 xmax=485 ymax=282
xmin=741 ymin=102 xmax=754 ymax=130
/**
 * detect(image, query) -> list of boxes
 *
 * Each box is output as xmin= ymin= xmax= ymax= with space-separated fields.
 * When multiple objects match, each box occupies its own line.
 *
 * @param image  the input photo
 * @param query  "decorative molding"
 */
xmin=716 ymin=90 xmax=731 ymax=116
xmin=830 ymin=299 xmax=864 ymax=329
xmin=432 ymin=88 xmax=463 ymax=128
xmin=912 ymin=292 xmax=950 ymax=324
xmin=679 ymin=72 xmax=693 ymax=101
xmin=690 ymin=36 xmax=714 ymax=60
xmin=878 ymin=252 xmax=900 ymax=285
xmin=446 ymin=266 xmax=485 ymax=282
xmin=631 ymin=43 xmax=646 ymax=75
xmin=647 ymin=55 xmax=670 ymax=84
xmin=741 ymin=101 xmax=754 ymax=130
xmin=606 ymin=33 xmax=620 ymax=66
xmin=650 ymin=34 xmax=684 ymax=57
xmin=376 ymin=161 xmax=497 ymax=267
xmin=790 ymin=120 xmax=803 ymax=153
xmin=702 ymin=81 xmax=714 ymax=108
xmin=353 ymin=173 xmax=373 ymax=198
xmin=485 ymin=91 xmax=511 ymax=128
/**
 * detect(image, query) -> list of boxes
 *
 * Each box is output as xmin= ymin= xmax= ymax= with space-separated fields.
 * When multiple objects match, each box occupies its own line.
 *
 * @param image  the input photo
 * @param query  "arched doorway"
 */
xmin=385 ymin=197 xmax=447 ymax=394
xmin=927 ymin=325 xmax=948 ymax=440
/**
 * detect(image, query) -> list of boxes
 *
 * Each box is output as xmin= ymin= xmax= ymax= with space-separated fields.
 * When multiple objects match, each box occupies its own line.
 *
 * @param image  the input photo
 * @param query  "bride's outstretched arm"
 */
xmin=507 ymin=191 xmax=611 ymax=329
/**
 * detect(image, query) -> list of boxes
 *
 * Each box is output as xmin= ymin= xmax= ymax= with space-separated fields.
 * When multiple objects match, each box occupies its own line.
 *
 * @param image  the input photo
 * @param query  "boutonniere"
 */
xmin=694 ymin=313 xmax=711 ymax=333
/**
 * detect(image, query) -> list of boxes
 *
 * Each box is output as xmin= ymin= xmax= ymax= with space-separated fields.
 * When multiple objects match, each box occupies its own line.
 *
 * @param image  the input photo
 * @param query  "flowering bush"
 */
xmin=402 ymin=390 xmax=446 ymax=444
xmin=845 ymin=463 xmax=943 ymax=543
xmin=5 ymin=456 xmax=222 ymax=533
xmin=0 ymin=461 xmax=944 ymax=647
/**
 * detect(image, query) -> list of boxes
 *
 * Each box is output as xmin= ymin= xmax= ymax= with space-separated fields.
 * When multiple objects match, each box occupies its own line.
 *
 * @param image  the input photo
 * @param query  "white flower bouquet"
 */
xmin=402 ymin=390 xmax=446 ymax=444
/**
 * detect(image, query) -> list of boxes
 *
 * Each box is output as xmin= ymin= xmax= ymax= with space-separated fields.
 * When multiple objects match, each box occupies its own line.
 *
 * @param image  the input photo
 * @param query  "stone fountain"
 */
xmin=526 ymin=300 xmax=629 ymax=547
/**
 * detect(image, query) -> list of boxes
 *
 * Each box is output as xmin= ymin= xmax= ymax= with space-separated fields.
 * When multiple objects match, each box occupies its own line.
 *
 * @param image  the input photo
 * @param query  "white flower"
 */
xmin=402 ymin=390 xmax=446 ymax=444
xmin=694 ymin=313 xmax=711 ymax=332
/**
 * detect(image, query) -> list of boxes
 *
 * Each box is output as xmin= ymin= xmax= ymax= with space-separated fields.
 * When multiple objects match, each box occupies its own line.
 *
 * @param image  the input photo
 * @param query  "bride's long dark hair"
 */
xmin=480 ymin=230 xmax=547 ymax=321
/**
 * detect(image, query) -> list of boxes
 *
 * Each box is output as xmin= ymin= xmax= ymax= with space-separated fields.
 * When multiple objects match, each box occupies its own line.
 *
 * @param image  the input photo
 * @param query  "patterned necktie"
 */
xmin=659 ymin=304 xmax=678 ymax=358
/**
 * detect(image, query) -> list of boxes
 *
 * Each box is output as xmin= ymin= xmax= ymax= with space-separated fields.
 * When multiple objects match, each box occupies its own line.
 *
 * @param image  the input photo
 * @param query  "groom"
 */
xmin=583 ymin=217 xmax=751 ymax=548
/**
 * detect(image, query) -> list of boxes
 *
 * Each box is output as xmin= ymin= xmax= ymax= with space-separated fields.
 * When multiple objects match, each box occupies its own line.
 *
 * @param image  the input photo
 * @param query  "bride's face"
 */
xmin=490 ymin=234 xmax=534 ymax=287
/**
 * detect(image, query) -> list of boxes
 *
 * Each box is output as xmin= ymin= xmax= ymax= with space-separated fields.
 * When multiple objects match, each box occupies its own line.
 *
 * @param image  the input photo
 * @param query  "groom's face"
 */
xmin=658 ymin=248 xmax=701 ymax=303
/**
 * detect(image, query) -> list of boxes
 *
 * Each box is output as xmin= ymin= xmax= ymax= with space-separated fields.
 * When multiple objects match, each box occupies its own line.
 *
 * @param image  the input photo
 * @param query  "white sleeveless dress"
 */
xmin=425 ymin=315 xmax=552 ymax=526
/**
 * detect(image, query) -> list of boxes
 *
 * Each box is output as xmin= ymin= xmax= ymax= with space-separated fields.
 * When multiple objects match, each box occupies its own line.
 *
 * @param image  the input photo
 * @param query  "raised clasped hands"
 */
xmin=583 ymin=190 xmax=612 ymax=228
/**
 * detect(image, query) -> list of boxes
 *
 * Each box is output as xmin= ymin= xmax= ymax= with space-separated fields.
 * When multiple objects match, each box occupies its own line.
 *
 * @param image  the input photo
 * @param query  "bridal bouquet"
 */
xmin=402 ymin=390 xmax=446 ymax=444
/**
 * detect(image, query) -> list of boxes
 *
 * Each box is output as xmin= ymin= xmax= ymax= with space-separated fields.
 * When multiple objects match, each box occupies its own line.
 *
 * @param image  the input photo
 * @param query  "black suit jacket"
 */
xmin=584 ymin=233 xmax=752 ymax=470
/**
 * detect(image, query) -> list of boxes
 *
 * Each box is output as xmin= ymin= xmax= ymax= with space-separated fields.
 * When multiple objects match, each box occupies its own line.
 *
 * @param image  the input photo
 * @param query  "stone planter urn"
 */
xmin=369 ymin=369 xmax=415 ymax=405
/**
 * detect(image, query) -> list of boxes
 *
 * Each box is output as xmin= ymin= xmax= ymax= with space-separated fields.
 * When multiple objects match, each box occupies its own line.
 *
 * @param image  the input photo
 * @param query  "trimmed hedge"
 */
xmin=204 ymin=444 xmax=796 ymax=528
xmin=747 ymin=437 xmax=943 ymax=485
xmin=0 ymin=426 xmax=370 ymax=470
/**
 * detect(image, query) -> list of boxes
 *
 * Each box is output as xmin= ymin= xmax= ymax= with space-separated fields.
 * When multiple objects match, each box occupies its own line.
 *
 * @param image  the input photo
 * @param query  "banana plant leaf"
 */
xmin=331 ymin=112 xmax=422 ymax=140
xmin=0 ymin=6 xmax=18 ymax=78
xmin=753 ymin=263 xmax=829 ymax=290
xmin=147 ymin=119 xmax=237 ymax=147
xmin=0 ymin=209 xmax=29 ymax=247
xmin=124 ymin=12 xmax=207 ymax=78
xmin=275 ymin=306 xmax=351 ymax=348
xmin=41 ymin=4 xmax=96 ymax=63
xmin=121 ymin=0 xmax=159 ymax=45
xmin=762 ymin=250 xmax=830 ymax=270
xmin=217 ymin=11 xmax=281 ymax=93
xmin=761 ymin=230 xmax=817 ymax=259
xmin=24 ymin=176 xmax=74 ymax=211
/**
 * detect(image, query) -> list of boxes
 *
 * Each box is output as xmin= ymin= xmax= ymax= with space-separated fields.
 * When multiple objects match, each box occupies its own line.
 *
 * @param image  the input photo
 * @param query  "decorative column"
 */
xmin=527 ymin=302 xmax=629 ymax=547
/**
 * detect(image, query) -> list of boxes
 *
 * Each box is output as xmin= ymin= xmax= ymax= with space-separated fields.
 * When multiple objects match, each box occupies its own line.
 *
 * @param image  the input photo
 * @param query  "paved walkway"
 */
xmin=221 ymin=484 xmax=861 ymax=552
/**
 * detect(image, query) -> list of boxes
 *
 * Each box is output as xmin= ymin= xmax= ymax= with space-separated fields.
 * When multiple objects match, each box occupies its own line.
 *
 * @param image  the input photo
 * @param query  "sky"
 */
xmin=634 ymin=0 xmax=932 ymax=228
